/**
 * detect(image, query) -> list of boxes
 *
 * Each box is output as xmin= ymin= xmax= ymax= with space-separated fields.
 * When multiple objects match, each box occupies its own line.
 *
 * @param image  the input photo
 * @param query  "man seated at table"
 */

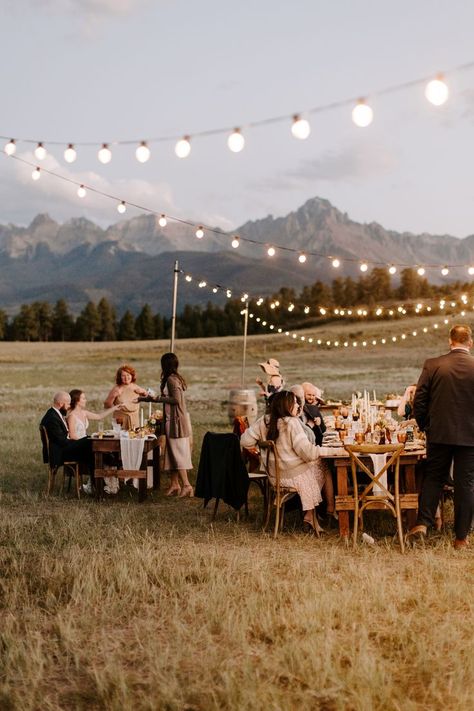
xmin=40 ymin=391 xmax=95 ymax=484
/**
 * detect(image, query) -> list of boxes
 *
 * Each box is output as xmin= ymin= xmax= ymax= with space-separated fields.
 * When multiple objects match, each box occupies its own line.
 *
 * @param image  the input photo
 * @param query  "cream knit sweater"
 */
xmin=240 ymin=415 xmax=321 ymax=481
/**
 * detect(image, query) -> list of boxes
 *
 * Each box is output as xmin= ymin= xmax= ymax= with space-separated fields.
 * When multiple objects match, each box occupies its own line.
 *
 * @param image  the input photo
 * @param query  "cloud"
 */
xmin=256 ymin=142 xmax=397 ymax=192
xmin=0 ymin=152 xmax=176 ymax=227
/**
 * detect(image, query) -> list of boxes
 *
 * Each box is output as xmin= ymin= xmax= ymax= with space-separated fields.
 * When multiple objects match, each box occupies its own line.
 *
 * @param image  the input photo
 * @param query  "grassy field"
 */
xmin=1 ymin=319 xmax=473 ymax=710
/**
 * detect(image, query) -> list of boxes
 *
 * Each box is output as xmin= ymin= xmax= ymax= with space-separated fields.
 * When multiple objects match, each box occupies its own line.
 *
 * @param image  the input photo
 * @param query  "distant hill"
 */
xmin=1 ymin=197 xmax=473 ymax=314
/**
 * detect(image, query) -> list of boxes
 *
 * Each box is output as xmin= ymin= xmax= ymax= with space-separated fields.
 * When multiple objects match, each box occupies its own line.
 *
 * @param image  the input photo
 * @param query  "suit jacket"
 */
xmin=413 ymin=348 xmax=474 ymax=445
xmin=40 ymin=407 xmax=69 ymax=466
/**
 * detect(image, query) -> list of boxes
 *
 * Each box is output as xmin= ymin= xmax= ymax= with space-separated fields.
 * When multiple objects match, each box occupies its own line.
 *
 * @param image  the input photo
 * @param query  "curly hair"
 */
xmin=115 ymin=364 xmax=137 ymax=385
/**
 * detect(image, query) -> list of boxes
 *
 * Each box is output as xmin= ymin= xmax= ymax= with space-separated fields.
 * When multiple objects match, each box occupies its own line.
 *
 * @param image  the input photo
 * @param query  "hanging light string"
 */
xmin=2 ymin=60 xmax=473 ymax=162
xmin=5 ymin=150 xmax=474 ymax=275
xmin=247 ymin=311 xmax=471 ymax=350
xmin=179 ymin=265 xmax=473 ymax=326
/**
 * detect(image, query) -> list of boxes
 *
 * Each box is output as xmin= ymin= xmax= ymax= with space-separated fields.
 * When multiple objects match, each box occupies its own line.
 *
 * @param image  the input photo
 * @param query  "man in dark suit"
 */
xmin=40 ymin=391 xmax=94 ymax=477
xmin=408 ymin=325 xmax=474 ymax=549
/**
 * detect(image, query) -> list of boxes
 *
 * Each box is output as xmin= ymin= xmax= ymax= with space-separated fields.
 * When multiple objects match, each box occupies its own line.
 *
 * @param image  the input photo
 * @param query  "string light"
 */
xmin=298 ymin=253 xmax=307 ymax=264
xmin=117 ymin=201 xmax=127 ymax=214
xmin=425 ymin=75 xmax=449 ymax=106
xmin=77 ymin=185 xmax=86 ymax=198
xmin=175 ymin=136 xmax=191 ymax=158
xmin=389 ymin=265 xmax=397 ymax=275
xmin=4 ymin=139 xmax=16 ymax=156
xmin=98 ymin=144 xmax=112 ymax=164
xmin=195 ymin=226 xmax=204 ymax=239
xmin=332 ymin=258 xmax=340 ymax=268
xmin=158 ymin=214 xmax=167 ymax=227
xmin=135 ymin=142 xmax=151 ymax=163
xmin=231 ymin=236 xmax=240 ymax=249
xmin=64 ymin=144 xmax=77 ymax=163
xmin=469 ymin=267 xmax=474 ymax=276
xmin=267 ymin=246 xmax=276 ymax=257
xmin=360 ymin=262 xmax=368 ymax=272
xmin=352 ymin=99 xmax=373 ymax=127
xmin=227 ymin=129 xmax=245 ymax=153
xmin=34 ymin=142 xmax=46 ymax=160
xmin=31 ymin=167 xmax=41 ymax=181
xmin=291 ymin=115 xmax=311 ymax=139
xmin=441 ymin=266 xmax=449 ymax=276
xmin=417 ymin=267 xmax=426 ymax=276
xmin=185 ymin=274 xmax=192 ymax=282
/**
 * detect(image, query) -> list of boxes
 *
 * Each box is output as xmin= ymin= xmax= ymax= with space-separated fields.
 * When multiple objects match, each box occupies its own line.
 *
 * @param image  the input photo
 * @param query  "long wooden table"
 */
xmin=320 ymin=447 xmax=424 ymax=539
xmin=92 ymin=436 xmax=161 ymax=502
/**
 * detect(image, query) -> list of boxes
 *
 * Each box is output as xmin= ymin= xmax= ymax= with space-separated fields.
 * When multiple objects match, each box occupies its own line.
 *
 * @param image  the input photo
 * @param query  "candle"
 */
xmin=140 ymin=408 xmax=144 ymax=428
xmin=373 ymin=390 xmax=376 ymax=404
xmin=148 ymin=402 xmax=152 ymax=418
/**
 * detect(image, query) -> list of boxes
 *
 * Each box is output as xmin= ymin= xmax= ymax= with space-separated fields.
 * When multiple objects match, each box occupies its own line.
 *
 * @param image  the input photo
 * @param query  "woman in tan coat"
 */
xmin=139 ymin=352 xmax=193 ymax=497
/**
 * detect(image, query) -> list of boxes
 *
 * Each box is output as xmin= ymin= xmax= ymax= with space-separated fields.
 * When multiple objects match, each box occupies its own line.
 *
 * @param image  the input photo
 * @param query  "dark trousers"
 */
xmin=417 ymin=442 xmax=474 ymax=540
xmin=61 ymin=438 xmax=95 ymax=482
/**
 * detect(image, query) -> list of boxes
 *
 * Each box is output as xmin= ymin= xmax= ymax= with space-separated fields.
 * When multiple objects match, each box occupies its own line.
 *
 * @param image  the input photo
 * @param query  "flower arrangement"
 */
xmin=146 ymin=410 xmax=163 ymax=434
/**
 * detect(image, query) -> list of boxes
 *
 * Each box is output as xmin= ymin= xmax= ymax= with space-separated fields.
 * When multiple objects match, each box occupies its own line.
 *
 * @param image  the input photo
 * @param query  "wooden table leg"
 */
xmin=404 ymin=462 xmax=418 ymax=529
xmin=336 ymin=462 xmax=350 ymax=540
xmin=138 ymin=477 xmax=147 ymax=503
xmin=95 ymin=450 xmax=104 ymax=500
xmin=153 ymin=443 xmax=161 ymax=490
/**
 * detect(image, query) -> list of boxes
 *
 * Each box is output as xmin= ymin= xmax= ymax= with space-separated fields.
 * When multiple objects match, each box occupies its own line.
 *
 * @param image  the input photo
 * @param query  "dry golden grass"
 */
xmin=1 ymin=322 xmax=473 ymax=710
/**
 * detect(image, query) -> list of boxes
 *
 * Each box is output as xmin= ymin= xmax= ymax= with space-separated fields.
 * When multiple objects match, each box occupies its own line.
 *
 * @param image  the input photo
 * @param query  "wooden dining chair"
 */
xmin=39 ymin=425 xmax=82 ymax=498
xmin=259 ymin=440 xmax=317 ymax=538
xmin=344 ymin=443 xmax=406 ymax=552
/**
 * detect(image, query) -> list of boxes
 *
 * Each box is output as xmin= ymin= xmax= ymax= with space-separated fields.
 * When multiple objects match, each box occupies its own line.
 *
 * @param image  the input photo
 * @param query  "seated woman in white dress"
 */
xmin=240 ymin=389 xmax=327 ymax=533
xmin=67 ymin=389 xmax=123 ymax=494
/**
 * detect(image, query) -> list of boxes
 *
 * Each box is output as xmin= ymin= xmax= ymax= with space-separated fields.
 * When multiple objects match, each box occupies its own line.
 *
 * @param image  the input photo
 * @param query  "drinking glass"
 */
xmin=355 ymin=432 xmax=365 ymax=444
xmin=397 ymin=431 xmax=407 ymax=444
xmin=112 ymin=419 xmax=121 ymax=435
xmin=97 ymin=420 xmax=104 ymax=439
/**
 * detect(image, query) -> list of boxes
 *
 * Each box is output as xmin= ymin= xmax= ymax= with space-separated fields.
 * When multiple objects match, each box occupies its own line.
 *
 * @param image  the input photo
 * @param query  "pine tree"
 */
xmin=135 ymin=304 xmax=155 ymax=339
xmin=75 ymin=302 xmax=101 ymax=341
xmin=97 ymin=297 xmax=117 ymax=340
xmin=52 ymin=299 xmax=74 ymax=341
xmin=118 ymin=310 xmax=136 ymax=340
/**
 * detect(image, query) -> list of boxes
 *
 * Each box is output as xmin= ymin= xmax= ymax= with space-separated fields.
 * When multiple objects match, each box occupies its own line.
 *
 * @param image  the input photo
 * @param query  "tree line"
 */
xmin=1 ymin=268 xmax=472 ymax=342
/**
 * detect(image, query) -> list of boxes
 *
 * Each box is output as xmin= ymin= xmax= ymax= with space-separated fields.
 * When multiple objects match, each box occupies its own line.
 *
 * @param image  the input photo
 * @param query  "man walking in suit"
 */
xmin=40 ymin=391 xmax=94 ymax=478
xmin=407 ymin=325 xmax=474 ymax=549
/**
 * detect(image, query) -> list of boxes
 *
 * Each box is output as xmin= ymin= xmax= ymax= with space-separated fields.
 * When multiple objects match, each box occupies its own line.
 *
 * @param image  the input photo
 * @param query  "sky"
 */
xmin=1 ymin=0 xmax=474 ymax=238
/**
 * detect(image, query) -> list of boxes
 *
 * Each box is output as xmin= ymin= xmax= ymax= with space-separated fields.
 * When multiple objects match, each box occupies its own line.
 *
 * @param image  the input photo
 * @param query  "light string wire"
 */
xmin=2 ymin=60 xmax=474 ymax=148
xmin=5 ymin=151 xmax=474 ymax=274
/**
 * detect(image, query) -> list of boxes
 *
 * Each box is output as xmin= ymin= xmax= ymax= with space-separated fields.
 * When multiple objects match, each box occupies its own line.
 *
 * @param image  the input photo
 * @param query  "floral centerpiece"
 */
xmin=146 ymin=409 xmax=163 ymax=435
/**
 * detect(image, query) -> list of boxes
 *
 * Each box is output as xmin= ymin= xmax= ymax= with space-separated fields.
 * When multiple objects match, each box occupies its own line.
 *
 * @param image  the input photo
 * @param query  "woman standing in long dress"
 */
xmin=139 ymin=353 xmax=193 ymax=497
xmin=104 ymin=364 xmax=147 ymax=430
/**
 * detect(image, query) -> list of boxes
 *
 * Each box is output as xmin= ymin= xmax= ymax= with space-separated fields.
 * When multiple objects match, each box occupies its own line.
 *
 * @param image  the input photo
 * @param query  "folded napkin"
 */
xmin=120 ymin=437 xmax=145 ymax=471
xmin=369 ymin=453 xmax=388 ymax=496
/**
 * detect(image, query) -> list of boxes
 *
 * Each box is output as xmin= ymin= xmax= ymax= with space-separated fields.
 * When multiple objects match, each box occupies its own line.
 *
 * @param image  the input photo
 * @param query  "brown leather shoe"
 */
xmin=454 ymin=538 xmax=469 ymax=550
xmin=406 ymin=524 xmax=427 ymax=541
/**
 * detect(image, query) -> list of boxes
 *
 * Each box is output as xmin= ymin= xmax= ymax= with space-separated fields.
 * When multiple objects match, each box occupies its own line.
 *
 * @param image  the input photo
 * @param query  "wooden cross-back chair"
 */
xmin=258 ymin=439 xmax=317 ymax=538
xmin=39 ymin=425 xmax=82 ymax=498
xmin=344 ymin=443 xmax=406 ymax=552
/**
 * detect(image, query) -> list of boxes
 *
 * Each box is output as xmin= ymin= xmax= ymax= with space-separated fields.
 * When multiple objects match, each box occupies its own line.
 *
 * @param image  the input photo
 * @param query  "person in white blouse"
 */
xmin=67 ymin=389 xmax=124 ymax=494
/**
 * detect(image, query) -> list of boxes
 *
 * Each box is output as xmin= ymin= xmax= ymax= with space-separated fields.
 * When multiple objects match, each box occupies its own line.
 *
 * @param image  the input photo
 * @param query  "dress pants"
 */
xmin=62 ymin=438 xmax=95 ymax=481
xmin=417 ymin=442 xmax=474 ymax=540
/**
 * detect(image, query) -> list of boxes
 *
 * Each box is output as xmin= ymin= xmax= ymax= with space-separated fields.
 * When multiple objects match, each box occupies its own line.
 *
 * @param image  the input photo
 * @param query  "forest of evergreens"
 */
xmin=1 ymin=268 xmax=471 ymax=341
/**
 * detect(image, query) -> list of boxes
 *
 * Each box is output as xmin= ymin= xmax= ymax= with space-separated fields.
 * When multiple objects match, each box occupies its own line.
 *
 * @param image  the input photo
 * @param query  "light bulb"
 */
xmin=77 ymin=185 xmax=86 ymax=198
xmin=175 ymin=136 xmax=191 ymax=158
xmin=98 ymin=144 xmax=112 ymax=164
xmin=136 ymin=142 xmax=151 ymax=163
xmin=34 ymin=142 xmax=46 ymax=160
xmin=64 ymin=144 xmax=77 ymax=163
xmin=332 ymin=258 xmax=340 ymax=268
xmin=389 ymin=265 xmax=397 ymax=275
xmin=267 ymin=246 xmax=276 ymax=257
xmin=185 ymin=275 xmax=192 ymax=282
xmin=468 ymin=266 xmax=474 ymax=276
xmin=231 ymin=236 xmax=240 ymax=248
xmin=117 ymin=201 xmax=127 ymax=214
xmin=291 ymin=115 xmax=311 ymax=140
xmin=227 ymin=129 xmax=245 ymax=153
xmin=32 ymin=167 xmax=41 ymax=181
xmin=158 ymin=214 xmax=167 ymax=227
xmin=441 ymin=266 xmax=449 ymax=276
xmin=360 ymin=262 xmax=368 ymax=272
xmin=352 ymin=99 xmax=373 ymax=127
xmin=4 ymin=139 xmax=16 ymax=156
xmin=417 ymin=267 xmax=425 ymax=276
xmin=195 ymin=226 xmax=204 ymax=239
xmin=298 ymin=253 xmax=307 ymax=263
xmin=425 ymin=76 xmax=449 ymax=106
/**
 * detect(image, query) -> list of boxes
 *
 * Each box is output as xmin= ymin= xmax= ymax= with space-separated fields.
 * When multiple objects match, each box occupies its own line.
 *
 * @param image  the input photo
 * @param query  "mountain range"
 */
xmin=0 ymin=197 xmax=472 ymax=315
